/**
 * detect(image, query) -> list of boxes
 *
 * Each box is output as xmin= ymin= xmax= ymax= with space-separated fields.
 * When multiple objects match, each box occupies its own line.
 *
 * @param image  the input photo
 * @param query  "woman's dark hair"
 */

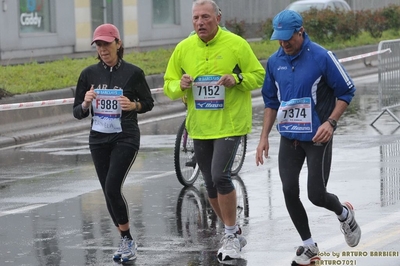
xmin=96 ymin=38 xmax=124 ymax=60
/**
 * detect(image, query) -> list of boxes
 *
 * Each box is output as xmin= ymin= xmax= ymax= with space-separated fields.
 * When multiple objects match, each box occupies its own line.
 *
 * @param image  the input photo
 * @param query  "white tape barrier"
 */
xmin=0 ymin=98 xmax=75 ymax=111
xmin=0 ymin=87 xmax=164 ymax=111
xmin=338 ymin=48 xmax=391 ymax=63
xmin=0 ymin=48 xmax=392 ymax=112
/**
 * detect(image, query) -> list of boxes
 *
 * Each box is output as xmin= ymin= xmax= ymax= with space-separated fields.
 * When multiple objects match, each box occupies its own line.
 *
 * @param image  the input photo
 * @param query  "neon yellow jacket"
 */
xmin=163 ymin=27 xmax=265 ymax=139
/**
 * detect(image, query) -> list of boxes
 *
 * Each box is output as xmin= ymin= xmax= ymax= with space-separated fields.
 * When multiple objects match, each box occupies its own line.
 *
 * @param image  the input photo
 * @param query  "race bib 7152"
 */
xmin=192 ymin=75 xmax=225 ymax=110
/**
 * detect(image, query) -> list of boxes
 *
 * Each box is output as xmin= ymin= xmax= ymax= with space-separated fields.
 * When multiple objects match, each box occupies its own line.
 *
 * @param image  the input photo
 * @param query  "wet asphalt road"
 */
xmin=0 ymin=74 xmax=400 ymax=266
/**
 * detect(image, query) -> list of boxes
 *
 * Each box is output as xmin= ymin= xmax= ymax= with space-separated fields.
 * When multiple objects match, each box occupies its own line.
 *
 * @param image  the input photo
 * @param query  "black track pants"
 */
xmin=90 ymin=142 xmax=138 ymax=226
xmin=278 ymin=136 xmax=343 ymax=241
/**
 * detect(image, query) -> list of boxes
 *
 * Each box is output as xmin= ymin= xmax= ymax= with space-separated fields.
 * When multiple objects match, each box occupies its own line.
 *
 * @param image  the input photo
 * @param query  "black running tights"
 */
xmin=278 ymin=136 xmax=343 ymax=241
xmin=90 ymin=142 xmax=138 ymax=227
xmin=193 ymin=136 xmax=241 ymax=198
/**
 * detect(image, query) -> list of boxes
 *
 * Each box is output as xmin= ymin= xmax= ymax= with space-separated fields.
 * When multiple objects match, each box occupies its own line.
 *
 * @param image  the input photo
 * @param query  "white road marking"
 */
xmin=0 ymin=203 xmax=47 ymax=217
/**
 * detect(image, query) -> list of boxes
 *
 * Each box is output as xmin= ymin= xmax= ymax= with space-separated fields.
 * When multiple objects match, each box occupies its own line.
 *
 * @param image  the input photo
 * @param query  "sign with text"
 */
xmin=19 ymin=0 xmax=50 ymax=33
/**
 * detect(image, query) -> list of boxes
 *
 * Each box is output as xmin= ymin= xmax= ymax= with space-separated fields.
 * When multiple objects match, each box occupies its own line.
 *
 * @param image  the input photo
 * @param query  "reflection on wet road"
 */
xmin=1 ymin=74 xmax=400 ymax=265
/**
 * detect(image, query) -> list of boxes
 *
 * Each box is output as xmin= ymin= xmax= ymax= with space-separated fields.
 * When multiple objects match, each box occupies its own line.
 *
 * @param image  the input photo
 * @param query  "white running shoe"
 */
xmin=292 ymin=243 xmax=320 ymax=265
xmin=112 ymin=237 xmax=123 ymax=261
xmin=120 ymin=236 xmax=138 ymax=262
xmin=340 ymin=202 xmax=361 ymax=247
xmin=235 ymin=226 xmax=247 ymax=248
xmin=237 ymin=235 xmax=247 ymax=249
xmin=217 ymin=234 xmax=242 ymax=261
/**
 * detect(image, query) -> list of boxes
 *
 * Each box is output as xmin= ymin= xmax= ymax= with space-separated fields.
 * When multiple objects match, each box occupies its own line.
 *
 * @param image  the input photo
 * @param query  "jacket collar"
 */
xmin=101 ymin=58 xmax=122 ymax=71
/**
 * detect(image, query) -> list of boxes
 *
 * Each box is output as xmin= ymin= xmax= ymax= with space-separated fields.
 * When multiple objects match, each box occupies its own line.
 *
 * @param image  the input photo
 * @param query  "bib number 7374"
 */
xmin=282 ymin=107 xmax=307 ymax=119
xmin=277 ymin=97 xmax=312 ymax=133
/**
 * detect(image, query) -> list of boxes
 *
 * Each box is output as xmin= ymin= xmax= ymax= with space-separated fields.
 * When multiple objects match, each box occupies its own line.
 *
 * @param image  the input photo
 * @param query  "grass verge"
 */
xmin=0 ymin=30 xmax=398 ymax=96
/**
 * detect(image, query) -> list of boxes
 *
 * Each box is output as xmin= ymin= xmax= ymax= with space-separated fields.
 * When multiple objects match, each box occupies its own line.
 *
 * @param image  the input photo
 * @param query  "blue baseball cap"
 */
xmin=270 ymin=10 xmax=303 ymax=41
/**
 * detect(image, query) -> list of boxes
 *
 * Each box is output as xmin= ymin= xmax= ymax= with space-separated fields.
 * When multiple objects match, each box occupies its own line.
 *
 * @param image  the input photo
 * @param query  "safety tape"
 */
xmin=0 ymin=87 xmax=164 ymax=111
xmin=338 ymin=48 xmax=391 ymax=62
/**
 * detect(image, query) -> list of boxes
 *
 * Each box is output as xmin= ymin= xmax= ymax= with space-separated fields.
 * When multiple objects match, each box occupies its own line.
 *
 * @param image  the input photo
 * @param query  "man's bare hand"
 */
xmin=256 ymin=137 xmax=270 ymax=166
xmin=180 ymin=74 xmax=193 ymax=90
xmin=218 ymin=74 xmax=236 ymax=88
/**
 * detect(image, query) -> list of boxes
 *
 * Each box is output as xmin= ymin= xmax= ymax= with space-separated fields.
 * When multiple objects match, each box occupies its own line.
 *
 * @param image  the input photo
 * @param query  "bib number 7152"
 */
xmin=197 ymin=85 xmax=220 ymax=96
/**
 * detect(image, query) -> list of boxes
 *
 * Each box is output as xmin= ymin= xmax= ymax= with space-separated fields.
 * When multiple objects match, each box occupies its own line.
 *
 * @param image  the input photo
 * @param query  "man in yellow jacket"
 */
xmin=164 ymin=0 xmax=265 ymax=262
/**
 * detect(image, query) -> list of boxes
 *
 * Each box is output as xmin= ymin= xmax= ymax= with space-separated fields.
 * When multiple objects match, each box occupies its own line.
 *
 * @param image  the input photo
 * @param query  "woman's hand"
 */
xmin=118 ymin=96 xmax=136 ymax=111
xmin=82 ymin=85 xmax=96 ymax=110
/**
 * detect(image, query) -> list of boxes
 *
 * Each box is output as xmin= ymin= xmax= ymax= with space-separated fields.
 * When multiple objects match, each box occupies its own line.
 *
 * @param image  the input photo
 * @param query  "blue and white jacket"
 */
xmin=262 ymin=33 xmax=356 ymax=141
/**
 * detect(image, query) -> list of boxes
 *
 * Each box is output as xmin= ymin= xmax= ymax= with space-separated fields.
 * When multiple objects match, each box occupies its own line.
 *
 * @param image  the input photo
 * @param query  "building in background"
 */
xmin=0 ymin=0 xmax=75 ymax=61
xmin=0 ymin=0 xmax=398 ymax=62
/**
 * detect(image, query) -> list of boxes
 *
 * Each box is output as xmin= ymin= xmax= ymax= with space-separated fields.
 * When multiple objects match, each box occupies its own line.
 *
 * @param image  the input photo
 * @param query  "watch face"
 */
xmin=328 ymin=118 xmax=337 ymax=127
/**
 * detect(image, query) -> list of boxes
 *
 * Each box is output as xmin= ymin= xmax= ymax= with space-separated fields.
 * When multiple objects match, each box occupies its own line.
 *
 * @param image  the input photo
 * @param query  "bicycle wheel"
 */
xmin=174 ymin=118 xmax=200 ymax=186
xmin=175 ymin=186 xmax=208 ymax=240
xmin=232 ymin=175 xmax=249 ymax=224
xmin=231 ymin=135 xmax=247 ymax=175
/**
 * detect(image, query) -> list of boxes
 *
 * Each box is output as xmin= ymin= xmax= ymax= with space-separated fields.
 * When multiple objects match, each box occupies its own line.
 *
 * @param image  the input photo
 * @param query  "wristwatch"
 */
xmin=327 ymin=118 xmax=337 ymax=128
xmin=236 ymin=73 xmax=243 ymax=84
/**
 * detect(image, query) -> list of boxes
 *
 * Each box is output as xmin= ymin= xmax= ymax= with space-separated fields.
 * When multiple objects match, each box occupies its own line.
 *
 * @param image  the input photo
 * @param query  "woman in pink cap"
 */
xmin=73 ymin=23 xmax=154 ymax=263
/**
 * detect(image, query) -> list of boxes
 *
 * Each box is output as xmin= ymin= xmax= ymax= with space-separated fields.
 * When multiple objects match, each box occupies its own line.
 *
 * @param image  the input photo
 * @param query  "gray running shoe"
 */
xmin=217 ymin=234 xmax=242 ymax=261
xmin=292 ymin=243 xmax=320 ymax=265
xmin=120 ymin=236 xmax=138 ymax=262
xmin=340 ymin=202 xmax=361 ymax=247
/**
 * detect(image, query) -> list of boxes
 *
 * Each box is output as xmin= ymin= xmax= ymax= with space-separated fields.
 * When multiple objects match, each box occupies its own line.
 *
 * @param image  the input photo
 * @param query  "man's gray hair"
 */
xmin=192 ymin=0 xmax=220 ymax=16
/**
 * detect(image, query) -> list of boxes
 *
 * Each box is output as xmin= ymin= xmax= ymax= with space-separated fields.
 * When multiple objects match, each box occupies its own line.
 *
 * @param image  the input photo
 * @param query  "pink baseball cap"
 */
xmin=91 ymin=24 xmax=120 ymax=45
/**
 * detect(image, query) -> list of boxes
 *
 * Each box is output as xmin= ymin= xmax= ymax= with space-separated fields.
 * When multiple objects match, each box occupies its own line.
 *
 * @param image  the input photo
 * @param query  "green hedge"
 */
xmin=261 ymin=4 xmax=400 ymax=43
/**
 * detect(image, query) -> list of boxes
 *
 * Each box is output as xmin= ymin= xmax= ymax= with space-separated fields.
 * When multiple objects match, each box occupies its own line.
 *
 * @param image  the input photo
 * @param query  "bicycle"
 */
xmin=176 ymin=175 xmax=249 ymax=242
xmin=174 ymin=118 xmax=247 ymax=187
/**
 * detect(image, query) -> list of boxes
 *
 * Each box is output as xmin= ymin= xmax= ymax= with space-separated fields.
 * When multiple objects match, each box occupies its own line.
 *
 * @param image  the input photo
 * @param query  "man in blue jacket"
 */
xmin=255 ymin=10 xmax=361 ymax=265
